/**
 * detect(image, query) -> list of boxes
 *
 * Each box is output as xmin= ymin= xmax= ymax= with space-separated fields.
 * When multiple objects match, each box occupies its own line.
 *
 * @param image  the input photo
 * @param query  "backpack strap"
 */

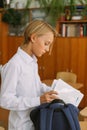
xmin=40 ymin=108 xmax=54 ymax=130
xmin=62 ymin=104 xmax=80 ymax=130
xmin=50 ymin=99 xmax=80 ymax=130
xmin=40 ymin=102 xmax=65 ymax=130
xmin=62 ymin=105 xmax=76 ymax=130
xmin=67 ymin=104 xmax=81 ymax=130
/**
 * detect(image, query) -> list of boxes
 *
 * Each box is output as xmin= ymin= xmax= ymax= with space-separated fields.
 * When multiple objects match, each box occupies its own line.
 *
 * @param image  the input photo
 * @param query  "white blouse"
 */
xmin=0 ymin=47 xmax=52 ymax=130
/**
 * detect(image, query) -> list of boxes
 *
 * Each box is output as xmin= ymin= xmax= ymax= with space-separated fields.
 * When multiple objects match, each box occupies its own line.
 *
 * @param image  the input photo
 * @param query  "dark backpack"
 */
xmin=30 ymin=99 xmax=81 ymax=130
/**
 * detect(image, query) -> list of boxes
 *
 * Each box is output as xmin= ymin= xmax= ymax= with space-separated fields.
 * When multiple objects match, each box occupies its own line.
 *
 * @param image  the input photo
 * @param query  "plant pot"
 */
xmin=9 ymin=24 xmax=22 ymax=36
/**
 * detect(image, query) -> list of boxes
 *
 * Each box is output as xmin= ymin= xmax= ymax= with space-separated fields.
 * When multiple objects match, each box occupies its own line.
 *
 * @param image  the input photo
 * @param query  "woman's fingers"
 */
xmin=45 ymin=90 xmax=58 ymax=95
xmin=40 ymin=90 xmax=58 ymax=104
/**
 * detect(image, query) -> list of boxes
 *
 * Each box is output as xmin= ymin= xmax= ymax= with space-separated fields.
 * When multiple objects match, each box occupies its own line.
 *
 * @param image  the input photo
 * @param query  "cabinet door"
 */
xmin=56 ymin=37 xmax=86 ymax=82
xmin=56 ymin=37 xmax=86 ymax=108
xmin=38 ymin=42 xmax=56 ymax=80
xmin=0 ymin=22 xmax=8 ymax=64
xmin=70 ymin=38 xmax=86 ymax=83
xmin=70 ymin=38 xmax=86 ymax=108
xmin=8 ymin=36 xmax=23 ymax=60
xmin=84 ymin=40 xmax=87 ymax=106
xmin=56 ymin=37 xmax=71 ymax=72
xmin=0 ymin=20 xmax=2 ymax=64
xmin=0 ymin=108 xmax=9 ymax=130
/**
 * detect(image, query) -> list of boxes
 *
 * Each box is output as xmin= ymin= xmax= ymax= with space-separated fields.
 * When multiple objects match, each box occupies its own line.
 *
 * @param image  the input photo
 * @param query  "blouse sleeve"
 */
xmin=40 ymin=82 xmax=53 ymax=94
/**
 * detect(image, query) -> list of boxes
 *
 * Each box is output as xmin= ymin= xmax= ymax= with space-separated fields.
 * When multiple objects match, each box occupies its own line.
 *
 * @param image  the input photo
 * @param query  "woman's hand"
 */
xmin=40 ymin=90 xmax=58 ymax=104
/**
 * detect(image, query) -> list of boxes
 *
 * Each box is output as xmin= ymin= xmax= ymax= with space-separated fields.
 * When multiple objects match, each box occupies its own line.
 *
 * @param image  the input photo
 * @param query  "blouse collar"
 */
xmin=17 ymin=47 xmax=37 ymax=64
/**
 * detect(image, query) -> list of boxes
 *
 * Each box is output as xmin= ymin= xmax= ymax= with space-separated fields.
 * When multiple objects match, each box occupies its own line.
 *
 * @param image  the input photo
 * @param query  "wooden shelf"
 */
xmin=58 ymin=20 xmax=87 ymax=23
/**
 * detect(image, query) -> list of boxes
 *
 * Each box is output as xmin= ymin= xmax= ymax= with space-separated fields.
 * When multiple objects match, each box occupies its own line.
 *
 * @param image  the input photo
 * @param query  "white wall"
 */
xmin=10 ymin=0 xmax=86 ymax=9
xmin=11 ymin=0 xmax=86 ymax=5
xmin=11 ymin=0 xmax=29 ymax=6
xmin=10 ymin=0 xmax=40 ymax=8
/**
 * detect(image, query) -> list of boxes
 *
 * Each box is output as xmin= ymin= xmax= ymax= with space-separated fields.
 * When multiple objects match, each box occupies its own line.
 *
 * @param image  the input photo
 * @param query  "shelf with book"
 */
xmin=57 ymin=20 xmax=87 ymax=37
xmin=55 ymin=18 xmax=87 ymax=108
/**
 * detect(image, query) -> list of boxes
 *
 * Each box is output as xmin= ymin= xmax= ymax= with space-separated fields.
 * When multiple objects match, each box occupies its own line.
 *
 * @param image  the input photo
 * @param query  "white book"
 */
xmin=67 ymin=24 xmax=77 ymax=37
xmin=51 ymin=79 xmax=84 ymax=107
xmin=62 ymin=24 xmax=66 ymax=37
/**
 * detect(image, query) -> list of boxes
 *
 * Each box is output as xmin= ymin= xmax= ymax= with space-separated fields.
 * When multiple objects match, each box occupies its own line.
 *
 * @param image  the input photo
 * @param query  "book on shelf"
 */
xmin=61 ymin=24 xmax=66 ymax=37
xmin=83 ymin=24 xmax=87 ymax=37
xmin=80 ymin=24 xmax=83 ymax=37
xmin=61 ymin=23 xmax=87 ymax=37
xmin=67 ymin=24 xmax=78 ymax=37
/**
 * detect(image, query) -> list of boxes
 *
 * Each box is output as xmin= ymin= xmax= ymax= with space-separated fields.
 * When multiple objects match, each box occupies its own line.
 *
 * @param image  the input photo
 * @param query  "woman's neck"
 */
xmin=20 ymin=42 xmax=33 ymax=56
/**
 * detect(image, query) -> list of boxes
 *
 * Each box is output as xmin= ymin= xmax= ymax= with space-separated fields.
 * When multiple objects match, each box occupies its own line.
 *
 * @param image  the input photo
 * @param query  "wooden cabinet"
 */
xmin=1 ymin=23 xmax=9 ymax=64
xmin=0 ymin=11 xmax=8 ymax=64
xmin=0 ymin=108 xmax=9 ymax=130
xmin=55 ymin=37 xmax=87 ymax=82
xmin=0 ymin=12 xmax=2 ymax=64
xmin=55 ymin=37 xmax=87 ymax=108
xmin=7 ymin=36 xmax=23 ymax=59
xmin=55 ymin=20 xmax=87 ymax=108
xmin=57 ymin=20 xmax=87 ymax=37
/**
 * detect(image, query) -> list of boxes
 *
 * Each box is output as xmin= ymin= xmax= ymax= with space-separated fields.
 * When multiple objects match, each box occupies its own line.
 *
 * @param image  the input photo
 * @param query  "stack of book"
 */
xmin=61 ymin=23 xmax=87 ymax=37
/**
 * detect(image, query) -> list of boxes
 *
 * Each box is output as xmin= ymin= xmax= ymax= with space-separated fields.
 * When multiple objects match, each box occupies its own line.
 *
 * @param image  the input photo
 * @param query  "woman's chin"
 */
xmin=37 ymin=53 xmax=43 ymax=57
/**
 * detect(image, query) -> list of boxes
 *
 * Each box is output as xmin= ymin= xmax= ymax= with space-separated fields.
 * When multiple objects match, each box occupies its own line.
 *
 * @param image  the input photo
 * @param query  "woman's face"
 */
xmin=31 ymin=32 xmax=54 ymax=57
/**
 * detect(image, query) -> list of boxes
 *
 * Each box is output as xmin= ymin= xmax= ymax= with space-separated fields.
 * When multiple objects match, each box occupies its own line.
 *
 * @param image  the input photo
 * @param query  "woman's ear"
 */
xmin=30 ymin=33 xmax=37 ymax=43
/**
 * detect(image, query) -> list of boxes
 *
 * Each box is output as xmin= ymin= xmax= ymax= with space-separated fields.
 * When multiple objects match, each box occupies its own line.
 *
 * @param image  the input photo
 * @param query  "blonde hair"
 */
xmin=23 ymin=19 xmax=58 ymax=44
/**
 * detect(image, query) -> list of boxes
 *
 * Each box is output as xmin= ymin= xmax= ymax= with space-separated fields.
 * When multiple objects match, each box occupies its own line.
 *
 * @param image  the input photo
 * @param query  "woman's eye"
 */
xmin=45 ymin=42 xmax=50 ymax=46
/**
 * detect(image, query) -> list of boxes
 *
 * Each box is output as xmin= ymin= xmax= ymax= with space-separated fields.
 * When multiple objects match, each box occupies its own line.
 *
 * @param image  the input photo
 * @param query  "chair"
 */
xmin=0 ymin=127 xmax=5 ymax=130
xmin=80 ymin=107 xmax=87 ymax=121
xmin=79 ymin=121 xmax=87 ymax=130
xmin=56 ymin=71 xmax=77 ymax=83
xmin=0 ymin=121 xmax=5 ymax=130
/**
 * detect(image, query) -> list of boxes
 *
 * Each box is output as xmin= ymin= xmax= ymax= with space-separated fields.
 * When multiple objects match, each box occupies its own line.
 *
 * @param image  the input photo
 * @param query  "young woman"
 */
xmin=0 ymin=19 xmax=58 ymax=130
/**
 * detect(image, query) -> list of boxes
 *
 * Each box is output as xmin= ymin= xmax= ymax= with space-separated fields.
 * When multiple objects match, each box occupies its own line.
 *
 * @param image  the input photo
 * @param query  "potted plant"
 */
xmin=14 ymin=0 xmax=65 ymax=26
xmin=2 ymin=8 xmax=22 ymax=26
xmin=2 ymin=8 xmax=23 ymax=35
xmin=2 ymin=0 xmax=87 ymax=32
xmin=39 ymin=0 xmax=65 ymax=26
xmin=32 ymin=0 xmax=65 ymax=26
xmin=25 ymin=0 xmax=85 ymax=26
